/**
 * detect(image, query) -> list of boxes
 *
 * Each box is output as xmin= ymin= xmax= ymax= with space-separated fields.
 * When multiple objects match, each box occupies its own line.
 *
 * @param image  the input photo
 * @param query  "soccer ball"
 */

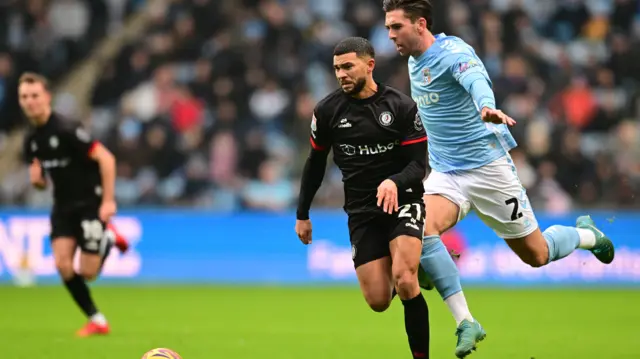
xmin=141 ymin=348 xmax=182 ymax=359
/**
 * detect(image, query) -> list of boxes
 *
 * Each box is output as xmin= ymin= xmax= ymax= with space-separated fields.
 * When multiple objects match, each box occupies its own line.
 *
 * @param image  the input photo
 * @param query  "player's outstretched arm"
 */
xmin=295 ymin=147 xmax=329 ymax=244
xmin=296 ymin=147 xmax=329 ymax=219
xmin=463 ymin=75 xmax=516 ymax=126
xmin=62 ymin=126 xmax=117 ymax=216
xmin=296 ymin=109 xmax=332 ymax=244
xmin=88 ymin=142 xmax=117 ymax=222
xmin=451 ymin=52 xmax=516 ymax=126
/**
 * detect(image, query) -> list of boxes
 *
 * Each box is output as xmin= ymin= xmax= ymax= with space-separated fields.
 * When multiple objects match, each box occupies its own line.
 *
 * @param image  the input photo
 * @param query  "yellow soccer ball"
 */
xmin=141 ymin=348 xmax=182 ymax=359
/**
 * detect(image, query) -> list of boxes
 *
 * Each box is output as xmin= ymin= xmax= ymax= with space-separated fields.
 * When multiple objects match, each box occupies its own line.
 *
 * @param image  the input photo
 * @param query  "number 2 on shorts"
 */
xmin=505 ymin=197 xmax=523 ymax=221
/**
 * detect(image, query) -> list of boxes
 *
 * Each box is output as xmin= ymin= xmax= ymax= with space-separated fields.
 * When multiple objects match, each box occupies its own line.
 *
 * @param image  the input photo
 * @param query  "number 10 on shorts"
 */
xmin=81 ymin=219 xmax=106 ymax=253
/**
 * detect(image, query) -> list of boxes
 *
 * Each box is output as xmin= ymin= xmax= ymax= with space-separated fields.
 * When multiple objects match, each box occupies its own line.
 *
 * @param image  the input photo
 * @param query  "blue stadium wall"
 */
xmin=0 ymin=209 xmax=638 ymax=286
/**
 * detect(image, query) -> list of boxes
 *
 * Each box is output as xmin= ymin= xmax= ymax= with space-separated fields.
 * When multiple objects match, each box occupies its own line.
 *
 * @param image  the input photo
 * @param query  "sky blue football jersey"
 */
xmin=408 ymin=33 xmax=517 ymax=173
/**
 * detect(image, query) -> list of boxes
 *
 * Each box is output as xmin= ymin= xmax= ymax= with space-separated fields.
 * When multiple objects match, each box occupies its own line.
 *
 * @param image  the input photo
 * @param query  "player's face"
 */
xmin=385 ymin=10 xmax=425 ymax=56
xmin=333 ymin=52 xmax=373 ymax=95
xmin=18 ymin=82 xmax=51 ymax=123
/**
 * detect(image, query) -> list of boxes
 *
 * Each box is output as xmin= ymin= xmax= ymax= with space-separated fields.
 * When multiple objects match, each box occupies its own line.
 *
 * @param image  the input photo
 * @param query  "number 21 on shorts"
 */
xmin=398 ymin=203 xmax=423 ymax=221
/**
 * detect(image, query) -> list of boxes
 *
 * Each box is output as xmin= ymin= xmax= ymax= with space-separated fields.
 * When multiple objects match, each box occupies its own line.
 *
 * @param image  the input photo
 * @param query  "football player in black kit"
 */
xmin=19 ymin=73 xmax=129 ymax=337
xmin=295 ymin=37 xmax=431 ymax=358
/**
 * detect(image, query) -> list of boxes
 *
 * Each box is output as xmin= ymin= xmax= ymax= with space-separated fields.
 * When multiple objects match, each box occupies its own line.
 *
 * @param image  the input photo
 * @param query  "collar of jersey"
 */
xmin=413 ymin=32 xmax=446 ymax=63
xmin=35 ymin=113 xmax=57 ymax=131
xmin=342 ymin=82 xmax=384 ymax=105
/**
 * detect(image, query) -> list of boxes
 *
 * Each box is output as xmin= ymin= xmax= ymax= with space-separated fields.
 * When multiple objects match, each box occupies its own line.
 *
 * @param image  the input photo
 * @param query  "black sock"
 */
xmin=401 ymin=292 xmax=430 ymax=359
xmin=63 ymin=273 xmax=98 ymax=317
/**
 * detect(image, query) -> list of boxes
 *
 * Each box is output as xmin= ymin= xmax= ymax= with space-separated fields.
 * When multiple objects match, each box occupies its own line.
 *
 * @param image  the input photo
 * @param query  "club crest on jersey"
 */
xmin=31 ymin=141 xmax=37 ymax=152
xmin=49 ymin=136 xmax=58 ymax=148
xmin=422 ymin=68 xmax=431 ymax=84
xmin=378 ymin=111 xmax=394 ymax=127
xmin=414 ymin=113 xmax=424 ymax=131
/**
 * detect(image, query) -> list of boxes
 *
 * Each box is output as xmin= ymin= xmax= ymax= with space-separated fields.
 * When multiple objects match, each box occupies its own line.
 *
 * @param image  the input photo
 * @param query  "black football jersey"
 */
xmin=311 ymin=84 xmax=427 ymax=214
xmin=23 ymin=114 xmax=102 ymax=208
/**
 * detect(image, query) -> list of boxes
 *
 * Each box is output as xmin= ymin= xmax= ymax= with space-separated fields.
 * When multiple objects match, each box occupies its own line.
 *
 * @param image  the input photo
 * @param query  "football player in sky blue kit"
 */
xmin=383 ymin=0 xmax=615 ymax=358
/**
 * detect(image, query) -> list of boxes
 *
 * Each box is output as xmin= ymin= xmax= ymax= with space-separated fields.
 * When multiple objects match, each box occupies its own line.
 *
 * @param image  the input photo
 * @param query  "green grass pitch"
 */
xmin=1 ymin=285 xmax=638 ymax=358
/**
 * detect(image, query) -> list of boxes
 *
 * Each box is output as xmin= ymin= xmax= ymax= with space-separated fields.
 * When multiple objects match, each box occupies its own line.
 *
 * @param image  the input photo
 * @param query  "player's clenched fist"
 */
xmin=29 ymin=159 xmax=47 ymax=189
xmin=99 ymin=199 xmax=117 ymax=223
xmin=295 ymin=219 xmax=313 ymax=245
xmin=377 ymin=179 xmax=398 ymax=214
xmin=481 ymin=108 xmax=516 ymax=127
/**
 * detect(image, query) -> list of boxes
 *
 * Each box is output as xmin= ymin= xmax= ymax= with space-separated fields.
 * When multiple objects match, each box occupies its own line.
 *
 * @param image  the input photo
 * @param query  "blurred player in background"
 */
xmin=383 ymin=0 xmax=616 ymax=357
xmin=19 ymin=73 xmax=129 ymax=337
xmin=295 ymin=37 xmax=431 ymax=358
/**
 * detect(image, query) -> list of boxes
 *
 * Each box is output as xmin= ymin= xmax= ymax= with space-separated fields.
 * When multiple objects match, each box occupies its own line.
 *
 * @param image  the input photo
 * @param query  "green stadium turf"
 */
xmin=1 ymin=286 xmax=638 ymax=358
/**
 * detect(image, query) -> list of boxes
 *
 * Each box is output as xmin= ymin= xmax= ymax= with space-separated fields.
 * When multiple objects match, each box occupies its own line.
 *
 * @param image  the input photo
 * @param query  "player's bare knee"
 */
xmin=514 ymin=246 xmax=548 ymax=268
xmin=393 ymin=267 xmax=419 ymax=298
xmin=424 ymin=224 xmax=438 ymax=237
xmin=363 ymin=290 xmax=392 ymax=312
xmin=55 ymin=259 xmax=75 ymax=280
xmin=79 ymin=269 xmax=99 ymax=282
xmin=424 ymin=196 xmax=459 ymax=236
xmin=367 ymin=297 xmax=392 ymax=313
xmin=423 ymin=225 xmax=442 ymax=237
xmin=523 ymin=251 xmax=548 ymax=268
xmin=508 ymin=234 xmax=550 ymax=268
xmin=424 ymin=213 xmax=456 ymax=236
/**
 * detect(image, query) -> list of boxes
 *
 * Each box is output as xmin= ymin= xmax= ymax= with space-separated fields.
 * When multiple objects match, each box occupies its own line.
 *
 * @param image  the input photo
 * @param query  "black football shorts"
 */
xmin=50 ymin=204 xmax=109 ymax=255
xmin=347 ymin=201 xmax=425 ymax=268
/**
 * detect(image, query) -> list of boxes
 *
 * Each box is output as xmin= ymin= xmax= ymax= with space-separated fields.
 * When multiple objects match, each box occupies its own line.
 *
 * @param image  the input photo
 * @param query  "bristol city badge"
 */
xmin=378 ymin=111 xmax=394 ymax=127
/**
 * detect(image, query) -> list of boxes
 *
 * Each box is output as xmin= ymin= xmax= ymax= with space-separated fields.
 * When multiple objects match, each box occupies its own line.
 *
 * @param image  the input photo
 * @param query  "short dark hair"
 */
xmin=19 ymin=72 xmax=51 ymax=92
xmin=382 ymin=0 xmax=433 ymax=31
xmin=333 ymin=37 xmax=375 ymax=59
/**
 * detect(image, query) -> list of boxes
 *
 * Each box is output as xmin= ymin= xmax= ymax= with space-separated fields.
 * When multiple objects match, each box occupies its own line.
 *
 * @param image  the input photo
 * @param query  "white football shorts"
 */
xmin=423 ymin=155 xmax=538 ymax=239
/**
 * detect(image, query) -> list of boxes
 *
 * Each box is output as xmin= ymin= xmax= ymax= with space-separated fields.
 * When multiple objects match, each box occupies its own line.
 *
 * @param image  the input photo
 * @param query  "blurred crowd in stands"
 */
xmin=1 ymin=0 xmax=639 ymax=213
xmin=0 ymin=0 xmax=146 ymax=132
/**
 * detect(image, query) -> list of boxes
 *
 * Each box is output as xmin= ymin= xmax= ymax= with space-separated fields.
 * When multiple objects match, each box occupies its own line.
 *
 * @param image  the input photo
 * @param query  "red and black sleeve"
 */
xmin=296 ymin=109 xmax=332 ymax=220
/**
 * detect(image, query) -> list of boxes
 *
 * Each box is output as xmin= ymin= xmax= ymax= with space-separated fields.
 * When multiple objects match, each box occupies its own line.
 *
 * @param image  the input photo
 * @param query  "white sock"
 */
xmin=90 ymin=313 xmax=107 ymax=326
xmin=576 ymin=228 xmax=596 ymax=249
xmin=444 ymin=292 xmax=473 ymax=326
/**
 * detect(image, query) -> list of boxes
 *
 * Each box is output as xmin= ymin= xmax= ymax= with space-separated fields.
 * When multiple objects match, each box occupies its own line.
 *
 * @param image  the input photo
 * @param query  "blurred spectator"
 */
xmin=0 ymin=0 xmax=142 ymax=133
xmin=3 ymin=0 xmax=640 ymax=213
xmin=241 ymin=160 xmax=294 ymax=212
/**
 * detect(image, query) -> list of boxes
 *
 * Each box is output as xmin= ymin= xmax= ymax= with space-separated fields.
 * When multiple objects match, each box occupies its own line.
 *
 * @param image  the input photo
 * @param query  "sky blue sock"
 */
xmin=543 ymin=225 xmax=580 ymax=263
xmin=420 ymin=235 xmax=462 ymax=300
